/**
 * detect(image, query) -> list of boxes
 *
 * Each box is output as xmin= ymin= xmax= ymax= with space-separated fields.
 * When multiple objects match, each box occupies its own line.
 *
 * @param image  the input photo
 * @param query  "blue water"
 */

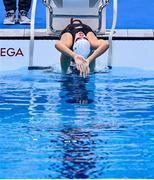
xmin=0 ymin=68 xmax=154 ymax=178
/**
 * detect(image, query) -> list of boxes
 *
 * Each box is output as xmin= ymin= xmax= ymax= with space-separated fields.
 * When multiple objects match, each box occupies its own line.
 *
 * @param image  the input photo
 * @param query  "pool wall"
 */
xmin=0 ymin=39 xmax=154 ymax=72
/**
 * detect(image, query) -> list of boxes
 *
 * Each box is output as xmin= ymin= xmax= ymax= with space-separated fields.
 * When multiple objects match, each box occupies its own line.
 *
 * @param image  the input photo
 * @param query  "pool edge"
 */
xmin=0 ymin=29 xmax=154 ymax=39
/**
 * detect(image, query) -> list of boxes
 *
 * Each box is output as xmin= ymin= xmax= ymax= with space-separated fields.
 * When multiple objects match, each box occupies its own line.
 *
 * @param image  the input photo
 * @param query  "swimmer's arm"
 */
xmin=55 ymin=40 xmax=77 ymax=59
xmin=86 ymin=40 xmax=109 ymax=64
xmin=55 ymin=41 xmax=85 ymax=69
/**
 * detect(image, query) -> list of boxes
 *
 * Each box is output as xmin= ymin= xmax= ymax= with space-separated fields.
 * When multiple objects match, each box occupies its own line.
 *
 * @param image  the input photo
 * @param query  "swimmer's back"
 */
xmin=61 ymin=23 xmax=94 ymax=39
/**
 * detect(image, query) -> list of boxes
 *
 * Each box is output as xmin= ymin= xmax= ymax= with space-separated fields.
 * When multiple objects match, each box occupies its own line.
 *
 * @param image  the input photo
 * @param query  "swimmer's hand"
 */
xmin=74 ymin=55 xmax=90 ymax=78
xmin=80 ymin=61 xmax=90 ymax=78
xmin=74 ymin=55 xmax=85 ymax=72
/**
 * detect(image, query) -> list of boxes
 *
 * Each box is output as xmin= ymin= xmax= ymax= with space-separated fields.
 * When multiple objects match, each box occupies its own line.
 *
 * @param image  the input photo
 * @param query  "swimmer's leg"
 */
xmin=86 ymin=32 xmax=109 ymax=72
xmin=60 ymin=54 xmax=71 ymax=73
xmin=89 ymin=59 xmax=96 ymax=73
xmin=55 ymin=32 xmax=73 ymax=73
xmin=86 ymin=32 xmax=109 ymax=53
xmin=89 ymin=50 xmax=96 ymax=73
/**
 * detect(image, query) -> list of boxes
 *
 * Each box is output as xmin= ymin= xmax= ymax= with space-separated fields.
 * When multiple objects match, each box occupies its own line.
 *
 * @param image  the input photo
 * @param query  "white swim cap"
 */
xmin=73 ymin=39 xmax=91 ymax=60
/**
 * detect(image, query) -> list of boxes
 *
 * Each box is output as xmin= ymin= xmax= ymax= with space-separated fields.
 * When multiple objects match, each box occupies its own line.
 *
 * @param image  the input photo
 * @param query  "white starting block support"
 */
xmin=29 ymin=0 xmax=117 ymax=69
xmin=43 ymin=0 xmax=109 ymax=35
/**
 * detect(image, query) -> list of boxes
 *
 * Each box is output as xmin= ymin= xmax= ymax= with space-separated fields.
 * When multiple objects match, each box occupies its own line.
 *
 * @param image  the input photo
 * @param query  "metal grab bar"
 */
xmin=43 ymin=0 xmax=109 ymax=34
xmin=29 ymin=0 xmax=37 ymax=68
xmin=29 ymin=0 xmax=117 ymax=70
xmin=107 ymin=0 xmax=118 ymax=69
xmin=29 ymin=0 xmax=51 ymax=70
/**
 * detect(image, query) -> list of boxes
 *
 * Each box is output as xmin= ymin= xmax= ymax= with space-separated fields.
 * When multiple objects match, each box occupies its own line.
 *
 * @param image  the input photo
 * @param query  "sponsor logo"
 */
xmin=0 ymin=48 xmax=24 ymax=57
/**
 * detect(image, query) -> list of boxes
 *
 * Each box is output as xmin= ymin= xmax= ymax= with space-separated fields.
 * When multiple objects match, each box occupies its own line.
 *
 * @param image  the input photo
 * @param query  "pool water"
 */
xmin=0 ymin=67 xmax=154 ymax=178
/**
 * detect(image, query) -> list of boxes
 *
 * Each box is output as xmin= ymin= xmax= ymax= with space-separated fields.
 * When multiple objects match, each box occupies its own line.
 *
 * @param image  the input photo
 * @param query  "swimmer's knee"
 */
xmin=105 ymin=41 xmax=109 ymax=49
xmin=55 ymin=40 xmax=72 ymax=49
xmin=55 ymin=40 xmax=60 ymax=50
xmin=99 ymin=39 xmax=109 ymax=50
xmin=58 ymin=33 xmax=73 ymax=48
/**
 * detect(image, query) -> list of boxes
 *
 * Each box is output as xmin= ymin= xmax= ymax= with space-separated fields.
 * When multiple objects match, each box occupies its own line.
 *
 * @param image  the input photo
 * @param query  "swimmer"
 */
xmin=55 ymin=18 xmax=109 ymax=77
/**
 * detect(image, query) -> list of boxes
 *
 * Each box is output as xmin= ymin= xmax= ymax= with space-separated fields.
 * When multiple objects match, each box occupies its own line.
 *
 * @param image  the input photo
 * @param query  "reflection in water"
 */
xmin=47 ymin=74 xmax=110 ymax=178
xmin=2 ymin=70 xmax=154 ymax=178
xmin=48 ymin=128 xmax=95 ymax=178
xmin=61 ymin=128 xmax=95 ymax=179
xmin=60 ymin=74 xmax=93 ymax=105
xmin=62 ymin=132 xmax=92 ymax=178
xmin=48 ymin=126 xmax=110 ymax=179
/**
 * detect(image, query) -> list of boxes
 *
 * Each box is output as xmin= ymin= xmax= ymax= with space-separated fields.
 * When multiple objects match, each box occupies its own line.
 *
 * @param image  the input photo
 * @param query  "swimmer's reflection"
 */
xmin=60 ymin=74 xmax=93 ymax=105
xmin=47 ymin=74 xmax=111 ymax=178
xmin=48 ymin=126 xmax=111 ymax=179
xmin=48 ymin=127 xmax=95 ymax=178
xmin=61 ymin=128 xmax=95 ymax=178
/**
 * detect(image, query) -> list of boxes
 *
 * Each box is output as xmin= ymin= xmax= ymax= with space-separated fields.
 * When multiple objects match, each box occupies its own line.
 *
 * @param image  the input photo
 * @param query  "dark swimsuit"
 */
xmin=60 ymin=23 xmax=95 ymax=40
xmin=60 ymin=23 xmax=95 ymax=74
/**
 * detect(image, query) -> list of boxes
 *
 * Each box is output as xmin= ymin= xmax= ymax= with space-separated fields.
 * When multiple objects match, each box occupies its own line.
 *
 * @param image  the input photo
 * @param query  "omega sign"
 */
xmin=0 ymin=48 xmax=24 ymax=57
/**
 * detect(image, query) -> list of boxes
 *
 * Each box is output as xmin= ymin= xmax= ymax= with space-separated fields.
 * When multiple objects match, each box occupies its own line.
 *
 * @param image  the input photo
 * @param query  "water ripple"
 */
xmin=0 ymin=69 xmax=154 ymax=178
